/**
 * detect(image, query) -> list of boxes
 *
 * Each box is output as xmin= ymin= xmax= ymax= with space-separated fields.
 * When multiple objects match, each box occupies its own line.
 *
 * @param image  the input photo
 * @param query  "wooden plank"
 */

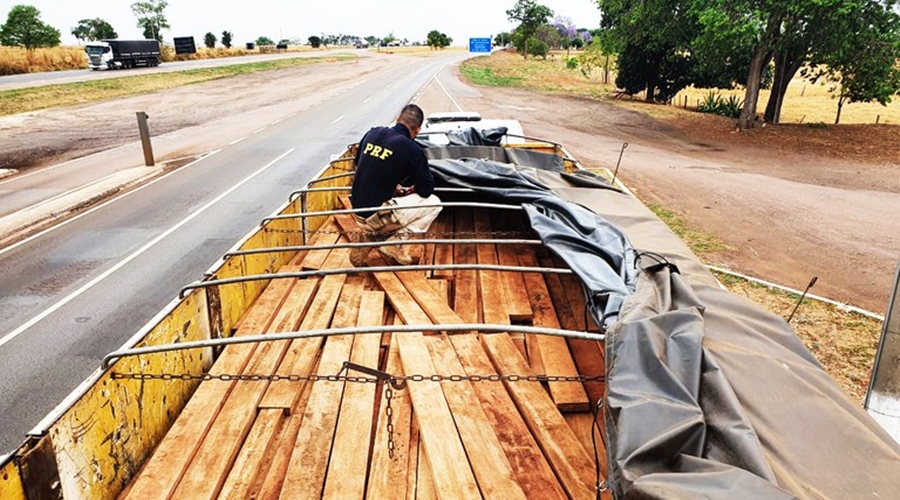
xmin=172 ymin=278 xmax=318 ymax=499
xmin=300 ymin=219 xmax=342 ymax=270
xmin=322 ymin=291 xmax=385 ymax=500
xmin=452 ymin=208 xmax=479 ymax=324
xmin=393 ymin=271 xmax=565 ymax=499
xmin=494 ymin=242 xmax=533 ymax=324
xmin=424 ymin=335 xmax=527 ymax=499
xmin=123 ymin=277 xmax=296 ymax=500
xmin=415 ymin=439 xmax=438 ymax=500
xmin=217 ymin=409 xmax=284 ymax=500
xmin=254 ymin=362 xmax=316 ymax=499
xmin=367 ymin=331 xmax=414 ymax=500
xmin=480 ymin=333 xmax=599 ymax=500
xmin=259 ymin=249 xmax=350 ymax=410
xmin=405 ymin=410 xmax=421 ymax=500
xmin=449 ymin=335 xmax=568 ymax=500
xmin=474 ymin=209 xmax=510 ymax=325
xmin=516 ymin=246 xmax=589 ymax=413
xmin=280 ymin=283 xmax=363 ymax=498
xmin=565 ymin=412 xmax=609 ymax=480
xmin=371 ymin=270 xmax=482 ymax=499
xmin=430 ymin=212 xmax=454 ymax=279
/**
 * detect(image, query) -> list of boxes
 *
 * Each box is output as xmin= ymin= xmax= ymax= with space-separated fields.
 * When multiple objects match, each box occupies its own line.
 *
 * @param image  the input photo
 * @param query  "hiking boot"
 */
xmin=378 ymin=243 xmax=413 ymax=266
xmin=348 ymin=232 xmax=369 ymax=267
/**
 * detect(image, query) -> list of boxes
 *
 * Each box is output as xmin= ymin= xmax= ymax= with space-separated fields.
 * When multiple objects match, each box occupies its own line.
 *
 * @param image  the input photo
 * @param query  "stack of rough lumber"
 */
xmin=122 ymin=208 xmax=609 ymax=500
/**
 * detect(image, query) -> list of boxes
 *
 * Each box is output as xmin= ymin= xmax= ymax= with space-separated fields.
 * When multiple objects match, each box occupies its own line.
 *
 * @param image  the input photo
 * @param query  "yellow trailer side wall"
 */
xmin=0 ymin=458 xmax=25 ymax=500
xmin=7 ymin=148 xmax=356 ymax=499
xmin=51 ymin=289 xmax=212 ymax=499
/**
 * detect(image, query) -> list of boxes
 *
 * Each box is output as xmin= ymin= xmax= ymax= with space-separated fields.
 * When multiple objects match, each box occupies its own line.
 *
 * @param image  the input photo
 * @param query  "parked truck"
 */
xmin=84 ymin=39 xmax=161 ymax=70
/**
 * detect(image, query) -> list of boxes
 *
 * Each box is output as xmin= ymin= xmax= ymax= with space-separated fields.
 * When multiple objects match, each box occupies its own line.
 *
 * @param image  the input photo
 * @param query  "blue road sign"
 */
xmin=469 ymin=38 xmax=492 ymax=53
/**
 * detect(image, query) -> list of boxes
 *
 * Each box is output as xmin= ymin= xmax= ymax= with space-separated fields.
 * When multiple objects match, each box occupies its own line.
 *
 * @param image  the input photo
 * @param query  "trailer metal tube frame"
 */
xmin=102 ymin=323 xmax=605 ymax=369
xmin=179 ymin=264 xmax=572 ymax=298
xmin=261 ymin=202 xmax=522 ymax=225
xmin=224 ymin=239 xmax=542 ymax=259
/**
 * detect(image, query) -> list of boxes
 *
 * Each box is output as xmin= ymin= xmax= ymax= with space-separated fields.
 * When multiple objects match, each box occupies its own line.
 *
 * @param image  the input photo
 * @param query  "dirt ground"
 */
xmin=1 ymin=54 xmax=898 ymax=314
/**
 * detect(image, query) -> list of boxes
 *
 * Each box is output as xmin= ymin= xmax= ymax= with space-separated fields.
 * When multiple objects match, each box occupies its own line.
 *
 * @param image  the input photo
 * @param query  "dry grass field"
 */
xmin=0 ymin=44 xmax=338 ymax=75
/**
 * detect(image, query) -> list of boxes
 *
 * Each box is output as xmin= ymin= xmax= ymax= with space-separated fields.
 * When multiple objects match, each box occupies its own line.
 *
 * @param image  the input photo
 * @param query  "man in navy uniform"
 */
xmin=349 ymin=104 xmax=441 ymax=266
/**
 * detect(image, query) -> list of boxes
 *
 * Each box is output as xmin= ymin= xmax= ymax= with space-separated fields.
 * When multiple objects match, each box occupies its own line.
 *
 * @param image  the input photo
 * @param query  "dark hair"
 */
xmin=397 ymin=103 xmax=424 ymax=129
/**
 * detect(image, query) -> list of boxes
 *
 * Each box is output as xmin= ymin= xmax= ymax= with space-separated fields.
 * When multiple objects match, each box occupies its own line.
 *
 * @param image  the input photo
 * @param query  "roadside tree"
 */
xmin=71 ymin=18 xmax=117 ymax=43
xmin=221 ymin=30 xmax=232 ymax=48
xmin=494 ymin=32 xmax=511 ymax=46
xmin=506 ymin=0 xmax=554 ymax=58
xmin=131 ymin=0 xmax=169 ymax=42
xmin=256 ymin=36 xmax=274 ymax=46
xmin=308 ymin=35 xmax=322 ymax=48
xmin=0 ymin=5 xmax=60 ymax=50
xmin=426 ymin=30 xmax=452 ymax=49
xmin=203 ymin=32 xmax=216 ymax=48
xmin=597 ymin=0 xmax=696 ymax=103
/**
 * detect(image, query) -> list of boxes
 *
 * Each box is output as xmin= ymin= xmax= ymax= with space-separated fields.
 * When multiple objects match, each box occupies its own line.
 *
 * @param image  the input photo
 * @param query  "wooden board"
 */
xmin=393 ymin=271 xmax=566 ymax=499
xmin=430 ymin=212 xmax=454 ymax=279
xmin=300 ymin=219 xmax=342 ymax=270
xmin=322 ymin=291 xmax=385 ymax=499
xmin=480 ymin=332 xmax=599 ymax=500
xmin=123 ymin=276 xmax=296 ymax=499
xmin=452 ymin=208 xmax=479 ymax=324
xmin=280 ymin=283 xmax=362 ymax=498
xmin=424 ymin=334 xmax=527 ymax=499
xmin=516 ymin=246 xmax=589 ymax=413
xmin=371 ymin=270 xmax=482 ymax=499
xmin=172 ymin=278 xmax=318 ymax=499
xmin=473 ymin=209 xmax=510 ymax=325
xmin=217 ymin=409 xmax=284 ymax=500
xmin=367 ymin=331 xmax=414 ymax=500
xmin=259 ymin=249 xmax=350 ymax=410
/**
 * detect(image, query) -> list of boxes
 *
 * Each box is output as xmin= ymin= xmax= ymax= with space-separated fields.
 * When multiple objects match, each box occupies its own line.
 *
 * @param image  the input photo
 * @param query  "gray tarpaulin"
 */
xmin=423 ymin=146 xmax=900 ymax=499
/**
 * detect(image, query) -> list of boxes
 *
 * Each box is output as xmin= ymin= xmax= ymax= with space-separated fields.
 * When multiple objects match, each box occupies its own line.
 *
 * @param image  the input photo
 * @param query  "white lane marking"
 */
xmin=288 ymin=112 xmax=298 ymax=117
xmin=0 ymin=148 xmax=294 ymax=349
xmin=432 ymin=66 xmax=463 ymax=111
xmin=271 ymin=118 xmax=283 ymax=125
xmin=0 ymin=145 xmax=129 ymax=188
xmin=363 ymin=96 xmax=372 ymax=103
xmin=0 ymin=149 xmax=221 ymax=259
xmin=331 ymin=115 xmax=345 ymax=124
xmin=252 ymin=126 xmax=268 ymax=134
xmin=228 ymin=137 xmax=246 ymax=146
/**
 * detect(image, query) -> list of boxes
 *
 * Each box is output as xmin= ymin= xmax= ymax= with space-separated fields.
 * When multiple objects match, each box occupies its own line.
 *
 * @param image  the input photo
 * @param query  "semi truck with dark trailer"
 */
xmin=85 ymin=39 xmax=161 ymax=70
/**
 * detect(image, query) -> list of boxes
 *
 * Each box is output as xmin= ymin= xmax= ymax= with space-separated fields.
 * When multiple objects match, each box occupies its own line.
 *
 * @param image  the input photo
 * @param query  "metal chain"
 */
xmin=261 ymin=228 xmax=536 ymax=238
xmin=111 ymin=372 xmax=605 ymax=384
xmin=384 ymin=385 xmax=395 ymax=459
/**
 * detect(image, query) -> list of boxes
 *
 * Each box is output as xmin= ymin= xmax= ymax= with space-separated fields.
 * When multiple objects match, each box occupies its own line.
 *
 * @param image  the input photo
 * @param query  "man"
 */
xmin=349 ymin=104 xmax=442 ymax=266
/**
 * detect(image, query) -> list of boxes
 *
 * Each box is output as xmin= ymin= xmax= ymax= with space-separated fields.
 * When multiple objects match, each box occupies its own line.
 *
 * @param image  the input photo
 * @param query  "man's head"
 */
xmin=397 ymin=104 xmax=424 ymax=139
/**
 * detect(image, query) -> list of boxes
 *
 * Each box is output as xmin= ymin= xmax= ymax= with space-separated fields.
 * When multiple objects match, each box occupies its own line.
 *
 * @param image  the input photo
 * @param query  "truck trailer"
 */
xmin=84 ymin=39 xmax=161 ymax=70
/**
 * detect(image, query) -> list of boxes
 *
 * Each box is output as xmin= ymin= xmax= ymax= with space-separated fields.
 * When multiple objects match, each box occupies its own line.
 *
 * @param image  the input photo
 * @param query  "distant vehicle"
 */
xmin=84 ymin=39 xmax=161 ymax=70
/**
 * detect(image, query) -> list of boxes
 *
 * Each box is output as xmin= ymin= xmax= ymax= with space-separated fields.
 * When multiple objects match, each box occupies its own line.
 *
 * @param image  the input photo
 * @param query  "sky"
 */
xmin=0 ymin=0 xmax=603 ymax=46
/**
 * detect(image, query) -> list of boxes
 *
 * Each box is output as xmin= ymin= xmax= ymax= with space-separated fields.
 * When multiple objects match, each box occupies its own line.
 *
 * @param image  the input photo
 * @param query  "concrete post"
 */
xmin=136 ymin=111 xmax=155 ymax=166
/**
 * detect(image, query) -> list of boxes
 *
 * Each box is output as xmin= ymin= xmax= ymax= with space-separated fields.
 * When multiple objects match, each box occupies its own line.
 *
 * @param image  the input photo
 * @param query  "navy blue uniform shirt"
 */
xmin=351 ymin=123 xmax=435 ymax=218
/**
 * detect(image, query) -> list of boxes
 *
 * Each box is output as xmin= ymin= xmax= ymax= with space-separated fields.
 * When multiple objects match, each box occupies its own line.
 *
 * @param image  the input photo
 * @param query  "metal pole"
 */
xmin=136 ymin=111 xmax=154 ymax=166
xmin=300 ymin=191 xmax=309 ymax=245
xmin=612 ymin=142 xmax=628 ymax=185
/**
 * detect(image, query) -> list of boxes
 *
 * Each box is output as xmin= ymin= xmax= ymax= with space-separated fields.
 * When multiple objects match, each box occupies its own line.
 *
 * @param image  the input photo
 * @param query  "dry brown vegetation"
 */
xmin=0 ymin=44 xmax=336 ymax=75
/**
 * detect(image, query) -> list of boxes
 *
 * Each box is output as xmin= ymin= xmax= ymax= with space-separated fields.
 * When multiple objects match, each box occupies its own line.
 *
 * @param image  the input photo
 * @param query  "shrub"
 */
xmin=566 ymin=57 xmax=577 ymax=70
xmin=696 ymin=91 xmax=743 ymax=118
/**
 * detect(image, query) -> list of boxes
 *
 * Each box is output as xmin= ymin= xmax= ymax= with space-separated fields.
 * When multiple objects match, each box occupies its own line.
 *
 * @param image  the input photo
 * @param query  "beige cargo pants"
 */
xmin=349 ymin=194 xmax=442 ymax=266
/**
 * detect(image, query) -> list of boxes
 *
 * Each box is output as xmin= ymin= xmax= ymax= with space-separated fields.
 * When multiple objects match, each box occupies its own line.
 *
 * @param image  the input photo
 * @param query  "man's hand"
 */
xmin=394 ymin=185 xmax=414 ymax=196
